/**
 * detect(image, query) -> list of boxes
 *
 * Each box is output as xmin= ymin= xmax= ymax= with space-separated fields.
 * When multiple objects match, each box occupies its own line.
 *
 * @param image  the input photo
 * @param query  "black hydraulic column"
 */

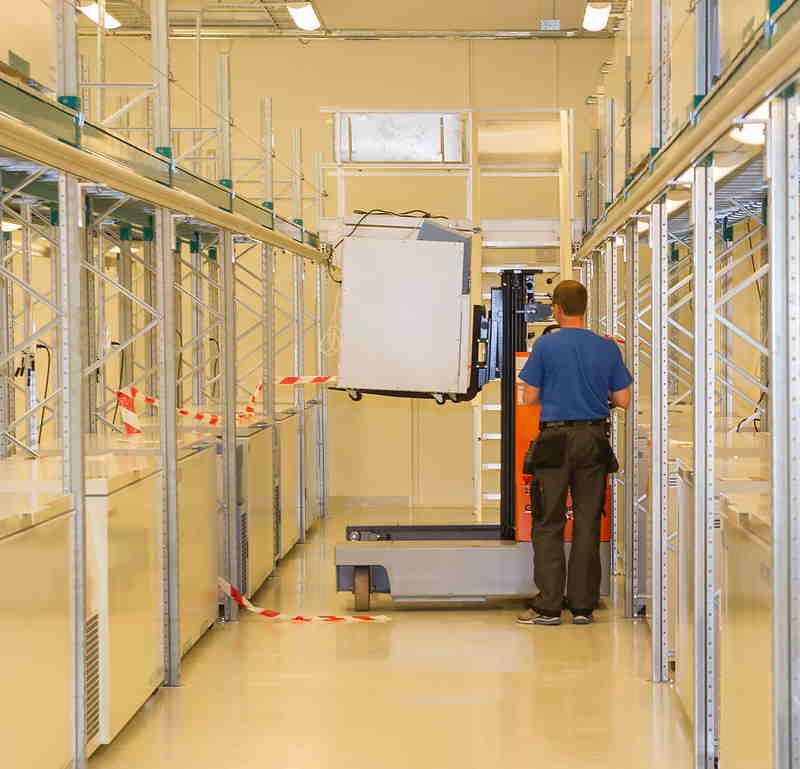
xmin=499 ymin=271 xmax=530 ymax=540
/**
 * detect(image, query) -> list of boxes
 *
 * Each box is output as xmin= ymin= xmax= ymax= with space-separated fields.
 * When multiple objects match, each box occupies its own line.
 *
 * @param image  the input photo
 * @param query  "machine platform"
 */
xmin=336 ymin=538 xmax=611 ymax=610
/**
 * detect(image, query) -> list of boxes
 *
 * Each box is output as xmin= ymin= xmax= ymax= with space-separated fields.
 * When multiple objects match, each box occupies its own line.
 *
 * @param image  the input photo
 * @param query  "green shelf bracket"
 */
xmin=143 ymin=215 xmax=154 ymax=242
xmin=58 ymin=95 xmax=81 ymax=112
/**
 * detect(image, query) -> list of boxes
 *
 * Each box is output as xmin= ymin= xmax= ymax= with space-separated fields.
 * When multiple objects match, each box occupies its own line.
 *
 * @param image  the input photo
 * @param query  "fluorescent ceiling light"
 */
xmin=729 ymin=103 xmax=769 ymax=146
xmin=1 ymin=221 xmax=21 ymax=232
xmin=286 ymin=3 xmax=321 ymax=31
xmin=582 ymin=3 xmax=611 ymax=32
xmin=79 ymin=3 xmax=122 ymax=31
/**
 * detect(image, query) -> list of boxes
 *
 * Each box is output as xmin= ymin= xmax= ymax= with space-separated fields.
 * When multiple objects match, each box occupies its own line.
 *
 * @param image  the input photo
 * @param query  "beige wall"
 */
xmin=0 ymin=4 xmax=55 ymax=89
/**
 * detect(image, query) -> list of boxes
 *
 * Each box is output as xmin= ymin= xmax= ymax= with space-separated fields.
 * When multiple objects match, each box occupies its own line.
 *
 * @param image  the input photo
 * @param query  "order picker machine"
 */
xmin=335 ymin=269 xmax=613 ymax=611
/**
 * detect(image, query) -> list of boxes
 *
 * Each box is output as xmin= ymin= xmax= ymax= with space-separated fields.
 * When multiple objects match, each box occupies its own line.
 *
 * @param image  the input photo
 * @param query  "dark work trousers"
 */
xmin=530 ymin=423 xmax=608 ymax=617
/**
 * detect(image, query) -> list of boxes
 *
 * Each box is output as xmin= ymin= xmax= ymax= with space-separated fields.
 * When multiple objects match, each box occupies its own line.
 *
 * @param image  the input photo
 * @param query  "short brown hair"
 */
xmin=552 ymin=280 xmax=588 ymax=317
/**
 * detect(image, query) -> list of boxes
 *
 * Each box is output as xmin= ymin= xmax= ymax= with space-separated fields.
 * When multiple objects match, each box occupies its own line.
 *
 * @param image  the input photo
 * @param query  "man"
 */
xmin=516 ymin=279 xmax=632 ymax=627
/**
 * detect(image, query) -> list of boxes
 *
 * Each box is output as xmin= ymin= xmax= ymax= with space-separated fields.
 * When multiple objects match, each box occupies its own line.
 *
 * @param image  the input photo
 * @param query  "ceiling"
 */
xmin=103 ymin=0 xmax=621 ymax=38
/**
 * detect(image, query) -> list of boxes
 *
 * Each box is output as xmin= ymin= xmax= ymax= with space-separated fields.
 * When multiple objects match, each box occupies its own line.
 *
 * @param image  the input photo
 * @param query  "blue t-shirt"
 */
xmin=518 ymin=329 xmax=633 ymax=422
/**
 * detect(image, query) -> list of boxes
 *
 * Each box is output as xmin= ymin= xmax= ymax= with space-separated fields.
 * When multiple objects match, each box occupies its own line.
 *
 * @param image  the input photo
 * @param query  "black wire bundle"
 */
xmin=36 ymin=343 xmax=51 ymax=446
xmin=326 ymin=208 xmax=448 ymax=285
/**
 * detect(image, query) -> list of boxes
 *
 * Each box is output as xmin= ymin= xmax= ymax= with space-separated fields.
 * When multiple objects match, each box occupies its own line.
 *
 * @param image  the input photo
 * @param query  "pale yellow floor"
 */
xmin=89 ymin=507 xmax=693 ymax=769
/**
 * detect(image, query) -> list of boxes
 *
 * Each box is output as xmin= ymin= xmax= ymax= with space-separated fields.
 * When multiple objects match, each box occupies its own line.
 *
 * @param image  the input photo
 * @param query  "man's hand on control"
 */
xmin=522 ymin=384 xmax=540 ymax=406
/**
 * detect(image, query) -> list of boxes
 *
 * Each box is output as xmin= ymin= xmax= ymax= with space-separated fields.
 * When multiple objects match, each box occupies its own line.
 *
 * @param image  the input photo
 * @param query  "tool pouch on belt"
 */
xmin=524 ymin=432 xmax=567 ymax=472
xmin=598 ymin=436 xmax=620 ymax=473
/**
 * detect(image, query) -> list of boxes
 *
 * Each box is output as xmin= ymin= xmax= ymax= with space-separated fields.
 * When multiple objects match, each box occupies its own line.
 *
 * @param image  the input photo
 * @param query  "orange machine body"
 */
xmin=514 ymin=352 xmax=613 ymax=543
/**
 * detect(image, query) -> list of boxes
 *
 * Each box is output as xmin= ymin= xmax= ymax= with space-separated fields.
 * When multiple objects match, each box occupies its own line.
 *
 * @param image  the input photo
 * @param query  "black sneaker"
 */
xmin=517 ymin=608 xmax=561 ymax=626
xmin=572 ymin=613 xmax=593 ymax=626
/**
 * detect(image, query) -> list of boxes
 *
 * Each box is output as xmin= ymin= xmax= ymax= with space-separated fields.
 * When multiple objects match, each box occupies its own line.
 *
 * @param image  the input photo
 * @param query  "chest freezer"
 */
xmin=276 ymin=410 xmax=300 ymax=559
xmin=304 ymin=401 xmax=322 ymax=533
xmin=0 ymin=491 xmax=74 ymax=768
xmin=235 ymin=422 xmax=276 ymax=598
xmin=672 ymin=442 xmax=769 ymax=729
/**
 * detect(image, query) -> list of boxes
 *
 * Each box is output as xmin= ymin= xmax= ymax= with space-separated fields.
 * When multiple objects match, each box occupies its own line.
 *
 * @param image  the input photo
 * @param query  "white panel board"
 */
xmin=339 ymin=238 xmax=468 ymax=393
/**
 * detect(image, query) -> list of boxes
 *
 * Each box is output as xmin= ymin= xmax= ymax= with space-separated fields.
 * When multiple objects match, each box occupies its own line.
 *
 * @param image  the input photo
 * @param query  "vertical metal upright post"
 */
xmin=216 ymin=53 xmax=232 ymax=188
xmin=692 ymin=158 xmax=717 ymax=769
xmin=590 ymin=252 xmax=600 ymax=333
xmin=0 ymin=223 xmax=13 ymax=457
xmin=261 ymin=96 xmax=273 ymax=209
xmin=21 ymin=204 xmax=37 ymax=446
xmin=559 ymin=110 xmax=573 ymax=281
xmin=193 ymin=11 xmax=203 ymax=176
xmin=606 ymin=239 xmax=621 ymax=582
xmin=262 ymin=244 xmax=275 ymax=422
xmin=768 ymin=90 xmax=800 ymax=769
xmin=155 ymin=210 xmax=180 ymax=684
xmin=650 ymin=197 xmax=669 ymax=682
xmin=606 ymin=97 xmax=616 ymax=205
xmin=315 ymin=151 xmax=328 ymax=517
xmin=624 ymin=1 xmax=632 ymax=177
xmin=83 ymin=203 xmax=98 ymax=434
xmin=581 ymin=152 xmax=591 ymax=235
xmin=694 ymin=0 xmax=720 ymax=106
xmin=151 ymin=0 xmax=172 ymax=160
xmin=592 ymin=128 xmax=601 ymax=222
xmin=95 ymin=0 xmax=106 ymax=122
xmin=144 ymin=236 xmax=157 ymax=416
xmin=151 ymin=0 xmax=180 ymax=681
xmin=118 ymin=239 xmax=134 ymax=386
xmin=221 ymin=230 xmax=239 ymax=619
xmin=61 ymin=172 xmax=88 ymax=769
xmin=624 ymin=220 xmax=640 ymax=619
xmin=191 ymin=239 xmax=205 ymax=405
xmin=651 ymin=0 xmax=671 ymax=151
xmin=174 ymin=253 xmax=184 ymax=407
xmin=216 ymin=50 xmax=238 ymax=618
xmin=292 ymin=128 xmax=306 ymax=540
xmin=260 ymin=94 xmax=279 ymax=547
xmin=56 ymin=3 xmax=87 ymax=765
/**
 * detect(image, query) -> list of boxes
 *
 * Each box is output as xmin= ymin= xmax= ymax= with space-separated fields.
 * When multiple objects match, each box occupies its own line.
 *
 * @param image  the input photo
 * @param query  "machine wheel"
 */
xmin=347 ymin=389 xmax=363 ymax=402
xmin=353 ymin=566 xmax=371 ymax=612
xmin=433 ymin=392 xmax=446 ymax=405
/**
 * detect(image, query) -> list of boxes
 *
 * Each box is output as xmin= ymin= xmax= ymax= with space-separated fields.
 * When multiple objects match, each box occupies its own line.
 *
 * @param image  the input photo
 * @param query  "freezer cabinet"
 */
xmin=1 ymin=494 xmax=74 ymax=769
xmin=277 ymin=411 xmax=300 ymax=559
xmin=237 ymin=424 xmax=276 ymax=597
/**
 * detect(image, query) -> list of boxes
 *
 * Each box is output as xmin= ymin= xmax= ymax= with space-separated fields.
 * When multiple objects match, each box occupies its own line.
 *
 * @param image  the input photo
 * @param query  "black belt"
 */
xmin=540 ymin=419 xmax=607 ymax=429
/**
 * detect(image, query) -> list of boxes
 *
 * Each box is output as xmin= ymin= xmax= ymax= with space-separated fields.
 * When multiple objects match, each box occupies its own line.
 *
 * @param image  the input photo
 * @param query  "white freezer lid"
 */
xmin=0 ymin=490 xmax=73 ymax=539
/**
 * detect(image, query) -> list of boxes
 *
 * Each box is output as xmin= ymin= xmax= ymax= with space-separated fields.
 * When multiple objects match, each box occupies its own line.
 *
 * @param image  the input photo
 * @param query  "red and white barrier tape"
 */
xmin=116 ymin=386 xmax=246 ymax=434
xmin=116 ymin=388 xmax=142 ymax=435
xmin=218 ymin=577 xmax=389 ymax=623
xmin=277 ymin=375 xmax=337 ymax=385
xmin=243 ymin=382 xmax=265 ymax=416
xmin=118 ymin=376 xmax=336 ymax=434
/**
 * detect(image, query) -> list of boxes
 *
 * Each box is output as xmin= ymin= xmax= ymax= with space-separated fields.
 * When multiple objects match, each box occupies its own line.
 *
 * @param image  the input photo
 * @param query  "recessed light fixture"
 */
xmin=286 ymin=3 xmax=321 ymax=31
xmin=582 ymin=3 xmax=612 ymax=32
xmin=1 ymin=221 xmax=22 ymax=232
xmin=729 ymin=103 xmax=769 ymax=146
xmin=79 ymin=3 xmax=123 ymax=30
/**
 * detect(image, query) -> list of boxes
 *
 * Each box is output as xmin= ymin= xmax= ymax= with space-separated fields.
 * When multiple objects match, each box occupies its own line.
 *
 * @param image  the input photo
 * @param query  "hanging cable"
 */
xmin=36 ymin=343 xmax=51 ymax=446
xmin=110 ymin=344 xmax=124 ymax=426
xmin=209 ymin=337 xmax=221 ymax=398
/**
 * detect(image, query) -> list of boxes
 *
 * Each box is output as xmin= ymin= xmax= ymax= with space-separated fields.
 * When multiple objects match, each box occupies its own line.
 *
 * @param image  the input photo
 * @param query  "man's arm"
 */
xmin=610 ymin=386 xmax=631 ymax=409
xmin=522 ymin=384 xmax=540 ymax=406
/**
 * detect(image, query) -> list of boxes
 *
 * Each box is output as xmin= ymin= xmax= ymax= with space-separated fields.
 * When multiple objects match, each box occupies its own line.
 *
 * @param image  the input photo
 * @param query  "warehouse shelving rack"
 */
xmin=0 ymin=4 xmax=334 ymax=768
xmin=573 ymin=0 xmax=800 ymax=763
